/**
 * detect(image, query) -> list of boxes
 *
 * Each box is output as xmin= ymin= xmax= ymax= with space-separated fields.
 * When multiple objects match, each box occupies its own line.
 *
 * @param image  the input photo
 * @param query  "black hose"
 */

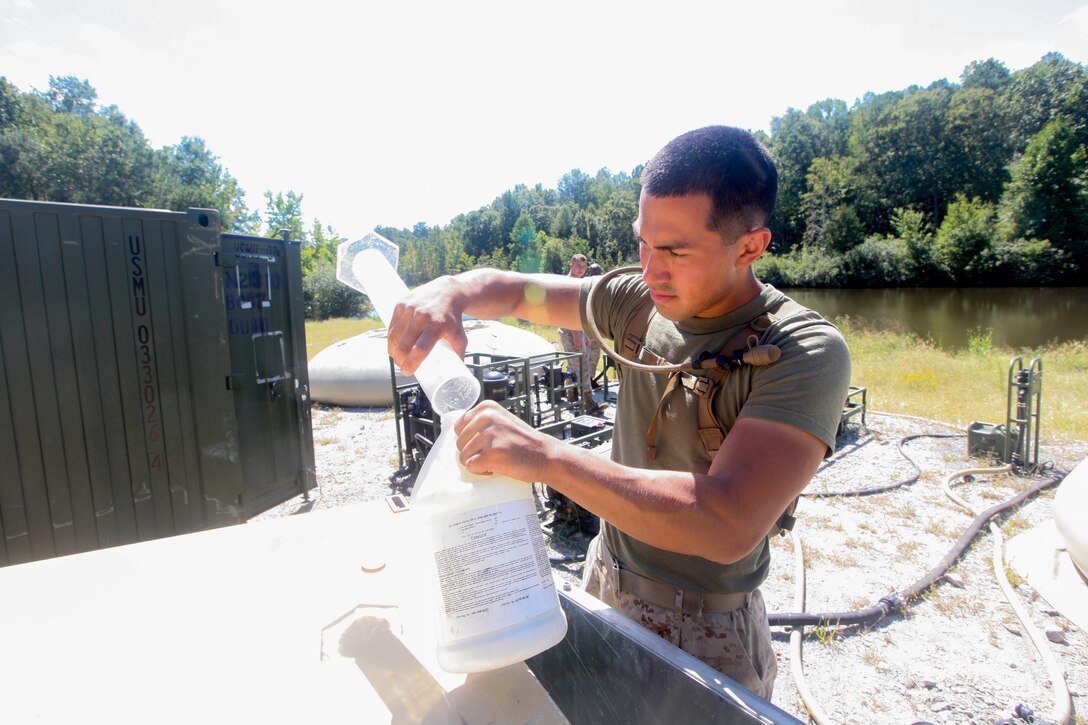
xmin=768 ymin=470 xmax=1066 ymax=628
xmin=548 ymin=554 xmax=587 ymax=564
xmin=805 ymin=433 xmax=963 ymax=498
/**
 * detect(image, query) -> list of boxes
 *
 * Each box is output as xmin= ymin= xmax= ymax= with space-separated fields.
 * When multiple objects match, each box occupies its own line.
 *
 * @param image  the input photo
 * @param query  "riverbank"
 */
xmin=304 ymin=316 xmax=1088 ymax=440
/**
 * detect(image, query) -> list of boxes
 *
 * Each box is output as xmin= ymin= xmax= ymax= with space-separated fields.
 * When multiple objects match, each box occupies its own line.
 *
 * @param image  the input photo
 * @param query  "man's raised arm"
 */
xmin=387 ymin=269 xmax=584 ymax=375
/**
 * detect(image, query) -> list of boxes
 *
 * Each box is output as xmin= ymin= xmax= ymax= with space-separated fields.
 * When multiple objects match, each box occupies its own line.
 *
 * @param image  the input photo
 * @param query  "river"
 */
xmin=781 ymin=287 xmax=1087 ymax=350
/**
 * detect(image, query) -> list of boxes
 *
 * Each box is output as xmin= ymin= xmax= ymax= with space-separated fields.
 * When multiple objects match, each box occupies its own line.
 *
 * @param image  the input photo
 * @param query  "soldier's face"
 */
xmin=634 ymin=192 xmax=747 ymax=321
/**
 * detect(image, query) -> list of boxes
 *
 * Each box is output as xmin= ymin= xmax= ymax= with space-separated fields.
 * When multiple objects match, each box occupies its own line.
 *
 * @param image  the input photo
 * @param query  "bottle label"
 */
xmin=429 ymin=497 xmax=556 ymax=641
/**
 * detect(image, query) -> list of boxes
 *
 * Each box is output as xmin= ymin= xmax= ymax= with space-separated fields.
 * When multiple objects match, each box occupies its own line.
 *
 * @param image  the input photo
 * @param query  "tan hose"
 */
xmin=583 ymin=265 xmax=692 ymax=374
xmin=787 ymin=526 xmax=833 ymax=725
xmin=582 ymin=265 xmax=780 ymax=373
xmin=942 ymin=466 xmax=1072 ymax=725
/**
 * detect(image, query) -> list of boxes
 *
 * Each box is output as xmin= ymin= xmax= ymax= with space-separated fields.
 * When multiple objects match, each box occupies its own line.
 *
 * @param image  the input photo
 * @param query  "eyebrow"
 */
xmin=637 ymin=236 xmax=692 ymax=251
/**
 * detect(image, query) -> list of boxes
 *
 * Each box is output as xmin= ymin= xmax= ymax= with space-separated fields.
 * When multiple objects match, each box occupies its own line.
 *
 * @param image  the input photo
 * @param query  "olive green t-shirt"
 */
xmin=579 ymin=273 xmax=851 ymax=594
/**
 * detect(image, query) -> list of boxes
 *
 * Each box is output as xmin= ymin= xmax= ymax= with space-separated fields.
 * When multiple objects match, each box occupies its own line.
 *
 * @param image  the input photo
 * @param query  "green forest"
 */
xmin=2 ymin=53 xmax=1086 ymax=320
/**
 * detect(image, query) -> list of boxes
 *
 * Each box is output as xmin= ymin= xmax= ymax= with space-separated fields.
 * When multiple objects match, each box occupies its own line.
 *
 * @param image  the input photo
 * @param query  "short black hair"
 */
xmin=640 ymin=126 xmax=777 ymax=240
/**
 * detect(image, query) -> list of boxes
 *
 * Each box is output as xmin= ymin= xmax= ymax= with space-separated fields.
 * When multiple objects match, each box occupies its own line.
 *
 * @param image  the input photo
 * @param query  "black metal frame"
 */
xmin=391 ymin=350 xmax=614 ymax=477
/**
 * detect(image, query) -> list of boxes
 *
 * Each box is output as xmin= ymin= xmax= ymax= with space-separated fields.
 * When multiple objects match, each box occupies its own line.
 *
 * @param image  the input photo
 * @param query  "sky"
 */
xmin=2 ymin=0 xmax=1087 ymax=240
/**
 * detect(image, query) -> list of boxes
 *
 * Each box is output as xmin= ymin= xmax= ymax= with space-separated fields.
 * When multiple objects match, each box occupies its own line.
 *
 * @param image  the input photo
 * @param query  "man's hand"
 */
xmin=453 ymin=401 xmax=558 ymax=482
xmin=387 ymin=276 xmax=467 ymax=375
xmin=386 ymin=269 xmax=585 ymax=375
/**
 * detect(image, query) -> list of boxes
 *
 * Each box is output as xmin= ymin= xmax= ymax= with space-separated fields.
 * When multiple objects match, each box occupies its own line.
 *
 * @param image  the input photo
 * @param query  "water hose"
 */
xmin=583 ymin=265 xmax=688 ymax=374
xmin=942 ymin=466 xmax=1072 ymax=725
xmin=805 ymin=433 xmax=963 ymax=498
xmin=786 ymin=525 xmax=832 ymax=725
xmin=582 ymin=265 xmax=779 ymax=374
xmin=768 ymin=470 xmax=1065 ymax=628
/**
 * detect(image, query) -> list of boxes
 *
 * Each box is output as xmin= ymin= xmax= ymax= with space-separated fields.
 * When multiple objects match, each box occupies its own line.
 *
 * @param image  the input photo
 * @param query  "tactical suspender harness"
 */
xmin=609 ymin=292 xmax=806 ymax=536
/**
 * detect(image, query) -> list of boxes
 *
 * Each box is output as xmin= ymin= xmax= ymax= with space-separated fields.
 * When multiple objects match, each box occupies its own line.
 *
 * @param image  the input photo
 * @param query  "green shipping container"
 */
xmin=0 ymin=199 xmax=315 ymax=566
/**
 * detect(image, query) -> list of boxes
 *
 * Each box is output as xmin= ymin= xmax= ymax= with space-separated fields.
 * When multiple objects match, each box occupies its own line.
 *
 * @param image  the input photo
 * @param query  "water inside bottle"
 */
xmin=429 ymin=375 xmax=482 ymax=415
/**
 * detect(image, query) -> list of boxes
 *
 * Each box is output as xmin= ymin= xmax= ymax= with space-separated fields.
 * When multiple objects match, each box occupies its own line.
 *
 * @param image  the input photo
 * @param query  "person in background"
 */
xmin=387 ymin=126 xmax=851 ymax=698
xmin=556 ymin=254 xmax=603 ymax=414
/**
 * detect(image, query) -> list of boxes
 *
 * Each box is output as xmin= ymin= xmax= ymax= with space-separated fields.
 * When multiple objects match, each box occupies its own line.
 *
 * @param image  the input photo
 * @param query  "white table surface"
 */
xmin=0 ymin=500 xmax=568 ymax=724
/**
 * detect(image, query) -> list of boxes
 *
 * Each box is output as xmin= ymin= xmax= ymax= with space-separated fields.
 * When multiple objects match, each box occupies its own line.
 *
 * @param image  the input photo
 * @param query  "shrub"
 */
xmin=989 ymin=238 xmax=1069 ymax=285
xmin=302 ymin=260 xmax=372 ymax=320
xmin=755 ymin=246 xmax=844 ymax=287
xmin=843 ymin=236 xmax=915 ymax=286
xmin=935 ymin=195 xmax=997 ymax=283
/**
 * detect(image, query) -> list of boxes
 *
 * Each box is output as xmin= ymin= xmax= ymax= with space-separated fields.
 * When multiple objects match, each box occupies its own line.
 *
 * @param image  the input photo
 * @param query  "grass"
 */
xmin=305 ymin=317 xmax=383 ymax=361
xmin=922 ymin=518 xmax=954 ymax=538
xmin=1001 ymin=513 xmax=1032 ymax=538
xmin=811 ymin=624 xmax=839 ymax=647
xmin=929 ymin=587 xmax=984 ymax=618
xmin=896 ymin=540 xmax=923 ymax=558
xmin=843 ymin=536 xmax=873 ymax=552
xmin=302 ymin=316 xmax=1088 ymax=441
xmin=1003 ymin=562 xmax=1026 ymax=588
xmin=834 ymin=319 xmax=1088 ymax=441
xmin=826 ymin=551 xmax=861 ymax=567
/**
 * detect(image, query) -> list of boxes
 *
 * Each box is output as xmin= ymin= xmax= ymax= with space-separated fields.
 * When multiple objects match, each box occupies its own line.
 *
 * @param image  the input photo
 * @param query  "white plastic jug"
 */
xmin=410 ymin=412 xmax=568 ymax=673
xmin=335 ymin=233 xmax=566 ymax=672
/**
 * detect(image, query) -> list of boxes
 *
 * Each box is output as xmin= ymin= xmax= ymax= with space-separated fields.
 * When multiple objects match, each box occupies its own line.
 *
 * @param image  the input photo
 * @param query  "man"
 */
xmin=556 ymin=253 xmax=605 ymax=413
xmin=388 ymin=126 xmax=851 ymax=698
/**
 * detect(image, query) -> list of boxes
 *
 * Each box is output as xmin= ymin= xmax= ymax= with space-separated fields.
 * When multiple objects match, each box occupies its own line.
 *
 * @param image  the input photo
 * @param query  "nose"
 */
xmin=641 ymin=245 xmax=667 ymax=284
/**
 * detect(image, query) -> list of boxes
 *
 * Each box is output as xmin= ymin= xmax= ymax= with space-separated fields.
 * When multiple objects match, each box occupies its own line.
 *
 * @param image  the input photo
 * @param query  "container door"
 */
xmin=219 ymin=234 xmax=316 ymax=516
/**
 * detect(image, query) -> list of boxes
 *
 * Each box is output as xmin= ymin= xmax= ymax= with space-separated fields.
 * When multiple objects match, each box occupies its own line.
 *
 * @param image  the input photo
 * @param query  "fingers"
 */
xmin=395 ymin=325 xmax=441 ymax=376
xmin=387 ymin=298 xmax=468 ymax=376
xmin=386 ymin=303 xmax=442 ymax=375
xmin=454 ymin=402 xmax=512 ymax=476
xmin=449 ymin=326 xmax=469 ymax=360
xmin=454 ymin=400 xmax=499 ymax=451
xmin=456 ymin=406 xmax=494 ymax=474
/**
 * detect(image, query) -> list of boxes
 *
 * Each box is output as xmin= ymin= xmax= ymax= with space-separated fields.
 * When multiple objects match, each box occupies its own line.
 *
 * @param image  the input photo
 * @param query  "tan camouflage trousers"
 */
xmin=581 ymin=535 xmax=777 ymax=700
xmin=557 ymin=328 xmax=601 ymax=397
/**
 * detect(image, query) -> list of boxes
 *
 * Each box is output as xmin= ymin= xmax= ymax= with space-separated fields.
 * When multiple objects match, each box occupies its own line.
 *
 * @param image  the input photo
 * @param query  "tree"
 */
xmin=945 ymin=87 xmax=1013 ymax=203
xmin=855 ymin=88 xmax=956 ymax=224
xmin=1002 ymin=53 xmax=1088 ymax=151
xmin=797 ymin=155 xmax=867 ymax=254
xmin=34 ymin=75 xmax=97 ymax=116
xmin=891 ymin=207 xmax=943 ymax=284
xmin=302 ymin=260 xmax=370 ymax=320
xmin=597 ymin=190 xmax=639 ymax=264
xmin=770 ymin=108 xmax=826 ymax=249
xmin=558 ymin=169 xmax=592 ymax=207
xmin=550 ymin=205 xmax=574 ymax=238
xmin=0 ymin=77 xmax=159 ymax=207
xmin=960 ymin=58 xmax=1011 ymax=90
xmin=153 ymin=136 xmax=251 ymax=230
xmin=0 ymin=129 xmax=43 ymax=199
xmin=0 ymin=77 xmax=27 ymax=129
xmin=302 ymin=219 xmax=343 ymax=276
xmin=997 ymin=117 xmax=1088 ymax=276
xmin=934 ymin=195 xmax=997 ymax=282
xmin=262 ymin=191 xmax=307 ymax=242
xmin=456 ymin=208 xmax=500 ymax=259
xmin=769 ymin=100 xmax=852 ymax=249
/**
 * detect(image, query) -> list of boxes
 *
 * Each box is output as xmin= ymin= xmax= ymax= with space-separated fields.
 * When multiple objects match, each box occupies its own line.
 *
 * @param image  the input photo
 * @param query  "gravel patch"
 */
xmin=252 ymin=404 xmax=1088 ymax=724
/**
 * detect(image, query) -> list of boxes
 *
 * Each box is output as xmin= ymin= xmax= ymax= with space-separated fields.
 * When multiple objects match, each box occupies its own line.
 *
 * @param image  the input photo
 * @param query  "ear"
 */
xmin=734 ymin=228 xmax=771 ymax=269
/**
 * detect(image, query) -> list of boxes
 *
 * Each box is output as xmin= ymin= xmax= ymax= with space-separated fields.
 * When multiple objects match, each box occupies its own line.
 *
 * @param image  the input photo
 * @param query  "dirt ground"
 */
xmin=254 ymin=400 xmax=1088 ymax=725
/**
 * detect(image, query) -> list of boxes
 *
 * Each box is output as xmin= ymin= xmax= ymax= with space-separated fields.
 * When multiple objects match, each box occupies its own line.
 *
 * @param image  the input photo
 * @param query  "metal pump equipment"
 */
xmin=967 ymin=356 xmax=1043 ymax=472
